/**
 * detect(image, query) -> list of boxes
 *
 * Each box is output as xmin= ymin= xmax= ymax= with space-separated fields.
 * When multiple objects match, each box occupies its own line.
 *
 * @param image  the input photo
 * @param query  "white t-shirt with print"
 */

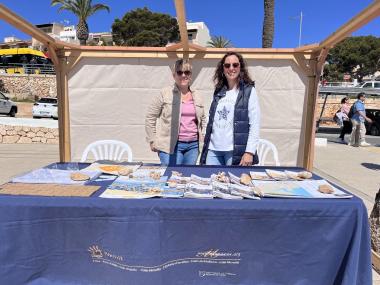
xmin=209 ymin=87 xmax=260 ymax=153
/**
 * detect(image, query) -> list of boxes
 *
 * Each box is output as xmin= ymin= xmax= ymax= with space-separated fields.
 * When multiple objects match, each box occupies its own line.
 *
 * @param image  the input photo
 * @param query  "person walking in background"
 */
xmin=200 ymin=52 xmax=260 ymax=166
xmin=145 ymin=59 xmax=206 ymax=165
xmin=338 ymin=97 xmax=352 ymax=143
xmin=349 ymin=92 xmax=372 ymax=147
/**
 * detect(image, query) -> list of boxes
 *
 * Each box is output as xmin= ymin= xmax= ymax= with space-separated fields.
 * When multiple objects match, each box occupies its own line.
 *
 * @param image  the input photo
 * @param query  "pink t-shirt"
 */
xmin=178 ymin=99 xmax=198 ymax=142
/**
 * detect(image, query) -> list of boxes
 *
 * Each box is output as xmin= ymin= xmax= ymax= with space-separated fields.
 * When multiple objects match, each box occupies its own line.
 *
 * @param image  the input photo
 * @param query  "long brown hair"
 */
xmin=213 ymin=52 xmax=254 ymax=91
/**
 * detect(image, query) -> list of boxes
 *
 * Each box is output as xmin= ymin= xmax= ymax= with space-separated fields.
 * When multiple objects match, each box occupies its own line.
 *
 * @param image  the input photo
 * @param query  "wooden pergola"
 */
xmin=0 ymin=0 xmax=380 ymax=170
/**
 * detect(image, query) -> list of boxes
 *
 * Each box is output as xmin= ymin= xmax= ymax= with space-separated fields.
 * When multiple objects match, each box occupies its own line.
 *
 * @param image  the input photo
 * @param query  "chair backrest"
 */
xmin=256 ymin=139 xmax=280 ymax=166
xmin=80 ymin=140 xmax=133 ymax=162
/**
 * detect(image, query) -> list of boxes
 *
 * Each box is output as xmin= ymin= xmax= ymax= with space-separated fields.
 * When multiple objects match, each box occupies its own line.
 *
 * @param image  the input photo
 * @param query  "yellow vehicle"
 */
xmin=0 ymin=48 xmax=53 ymax=74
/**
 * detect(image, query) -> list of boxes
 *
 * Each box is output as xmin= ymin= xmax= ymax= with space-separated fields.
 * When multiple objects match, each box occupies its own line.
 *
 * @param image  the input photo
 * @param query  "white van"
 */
xmin=0 ymin=91 xmax=17 ymax=117
xmin=360 ymin=81 xmax=380 ymax=89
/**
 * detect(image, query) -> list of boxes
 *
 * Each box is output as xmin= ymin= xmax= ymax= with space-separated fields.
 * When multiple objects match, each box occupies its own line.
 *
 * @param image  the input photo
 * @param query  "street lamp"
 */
xmin=291 ymin=11 xmax=303 ymax=47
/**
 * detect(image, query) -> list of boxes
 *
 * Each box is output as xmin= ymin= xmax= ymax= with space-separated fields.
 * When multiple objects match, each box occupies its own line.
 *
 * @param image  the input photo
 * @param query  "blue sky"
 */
xmin=1 ymin=0 xmax=379 ymax=48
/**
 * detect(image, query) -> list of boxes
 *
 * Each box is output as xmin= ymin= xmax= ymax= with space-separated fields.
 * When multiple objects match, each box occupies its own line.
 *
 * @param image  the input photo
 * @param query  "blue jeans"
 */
xmin=158 ymin=141 xmax=199 ymax=166
xmin=205 ymin=150 xmax=233 ymax=166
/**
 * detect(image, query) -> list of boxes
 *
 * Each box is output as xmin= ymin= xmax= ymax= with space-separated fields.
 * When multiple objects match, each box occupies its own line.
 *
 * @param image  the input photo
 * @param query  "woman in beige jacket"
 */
xmin=145 ymin=59 xmax=206 ymax=165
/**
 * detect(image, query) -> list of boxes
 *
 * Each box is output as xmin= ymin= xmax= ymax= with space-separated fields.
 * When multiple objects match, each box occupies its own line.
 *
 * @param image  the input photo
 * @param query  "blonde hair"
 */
xmin=172 ymin=59 xmax=192 ymax=73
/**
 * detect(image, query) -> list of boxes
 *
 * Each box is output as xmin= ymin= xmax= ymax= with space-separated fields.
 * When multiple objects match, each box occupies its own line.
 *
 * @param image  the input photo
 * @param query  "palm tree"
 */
xmin=207 ymin=36 xmax=232 ymax=48
xmin=262 ymin=0 xmax=275 ymax=48
xmin=51 ymin=0 xmax=110 ymax=45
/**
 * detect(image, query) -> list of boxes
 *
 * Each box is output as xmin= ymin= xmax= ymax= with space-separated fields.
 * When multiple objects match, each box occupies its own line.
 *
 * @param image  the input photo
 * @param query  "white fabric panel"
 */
xmin=68 ymin=57 xmax=308 ymax=166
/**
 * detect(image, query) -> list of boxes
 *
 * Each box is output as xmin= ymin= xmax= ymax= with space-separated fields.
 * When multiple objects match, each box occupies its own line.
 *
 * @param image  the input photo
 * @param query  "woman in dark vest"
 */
xmin=200 ymin=52 xmax=260 ymax=166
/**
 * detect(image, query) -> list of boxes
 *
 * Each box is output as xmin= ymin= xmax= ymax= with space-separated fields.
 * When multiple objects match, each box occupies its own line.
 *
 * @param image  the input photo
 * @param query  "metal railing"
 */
xmin=0 ymin=63 xmax=55 ymax=75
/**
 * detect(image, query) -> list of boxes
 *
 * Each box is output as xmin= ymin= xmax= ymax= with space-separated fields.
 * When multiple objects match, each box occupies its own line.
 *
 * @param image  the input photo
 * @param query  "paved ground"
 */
xmin=0 ymin=137 xmax=379 ymax=282
xmin=0 ymin=116 xmax=58 ymax=128
xmin=0 ymin=144 xmax=59 ymax=185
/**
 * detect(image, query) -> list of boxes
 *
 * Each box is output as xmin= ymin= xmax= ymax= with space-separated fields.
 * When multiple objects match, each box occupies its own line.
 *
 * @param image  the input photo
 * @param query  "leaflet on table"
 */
xmin=160 ymin=186 xmax=184 ymax=198
xmin=100 ymin=189 xmax=159 ymax=199
xmin=100 ymin=176 xmax=165 ymax=199
xmin=211 ymin=181 xmax=240 ymax=199
xmin=228 ymin=172 xmax=244 ymax=185
xmin=82 ymin=163 xmax=141 ymax=175
xmin=184 ymin=183 xmax=213 ymax=199
xmin=130 ymin=165 xmax=167 ymax=180
xmin=167 ymin=175 xmax=190 ymax=185
xmin=252 ymin=180 xmax=353 ymax=198
xmin=106 ymin=176 xmax=167 ymax=191
xmin=190 ymin=174 xmax=211 ymax=185
xmin=250 ymin=171 xmax=272 ymax=180
xmin=228 ymin=183 xmax=260 ymax=200
xmin=265 ymin=169 xmax=288 ymax=180
xmin=11 ymin=168 xmax=101 ymax=185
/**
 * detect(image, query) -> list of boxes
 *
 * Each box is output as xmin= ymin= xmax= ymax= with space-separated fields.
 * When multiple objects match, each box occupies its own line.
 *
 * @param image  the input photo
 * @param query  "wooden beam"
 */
xmin=47 ymin=46 xmax=59 ymax=67
xmin=56 ymin=52 xmax=71 ymax=162
xmin=302 ymin=48 xmax=329 ymax=170
xmin=173 ymin=0 xmax=189 ymax=54
xmin=320 ymin=1 xmax=380 ymax=49
xmin=0 ymin=4 xmax=60 ymax=49
xmin=294 ymin=54 xmax=313 ymax=77
xmin=294 ymin=43 xmax=320 ymax=52
xmin=373 ymin=250 xmax=380 ymax=274
xmin=166 ymin=42 xmax=206 ymax=52
xmin=302 ymin=51 xmax=318 ymax=170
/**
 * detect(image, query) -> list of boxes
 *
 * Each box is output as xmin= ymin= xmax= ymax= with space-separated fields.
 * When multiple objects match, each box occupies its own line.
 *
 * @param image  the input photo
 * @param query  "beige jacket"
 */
xmin=145 ymin=85 xmax=206 ymax=154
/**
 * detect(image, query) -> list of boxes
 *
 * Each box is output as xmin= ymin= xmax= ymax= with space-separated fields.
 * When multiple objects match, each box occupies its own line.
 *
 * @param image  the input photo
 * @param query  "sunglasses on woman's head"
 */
xmin=176 ymin=70 xmax=191 ymax=76
xmin=223 ymin=62 xmax=240 ymax=69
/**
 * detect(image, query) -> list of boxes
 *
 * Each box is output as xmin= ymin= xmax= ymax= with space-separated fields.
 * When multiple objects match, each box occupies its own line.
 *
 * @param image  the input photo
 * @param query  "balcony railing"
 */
xmin=0 ymin=63 xmax=55 ymax=75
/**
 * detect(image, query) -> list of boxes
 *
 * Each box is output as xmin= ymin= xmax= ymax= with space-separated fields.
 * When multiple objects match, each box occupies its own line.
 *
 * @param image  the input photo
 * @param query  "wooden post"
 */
xmin=303 ymin=48 xmax=329 ymax=170
xmin=173 ymin=0 xmax=189 ymax=59
xmin=56 ymin=52 xmax=71 ymax=162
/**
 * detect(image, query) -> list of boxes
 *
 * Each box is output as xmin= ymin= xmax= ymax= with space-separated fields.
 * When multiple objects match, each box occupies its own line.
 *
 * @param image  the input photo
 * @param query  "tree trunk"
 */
xmin=262 ymin=0 xmax=275 ymax=48
xmin=77 ymin=20 xmax=89 ymax=46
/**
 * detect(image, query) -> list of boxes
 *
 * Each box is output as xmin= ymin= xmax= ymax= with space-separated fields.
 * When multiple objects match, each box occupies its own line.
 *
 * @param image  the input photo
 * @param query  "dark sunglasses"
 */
xmin=223 ymin=62 xmax=240 ymax=69
xmin=176 ymin=70 xmax=191 ymax=76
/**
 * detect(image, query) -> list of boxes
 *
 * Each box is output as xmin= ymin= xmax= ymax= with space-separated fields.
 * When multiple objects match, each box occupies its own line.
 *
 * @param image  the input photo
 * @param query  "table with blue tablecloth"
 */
xmin=0 ymin=164 xmax=372 ymax=285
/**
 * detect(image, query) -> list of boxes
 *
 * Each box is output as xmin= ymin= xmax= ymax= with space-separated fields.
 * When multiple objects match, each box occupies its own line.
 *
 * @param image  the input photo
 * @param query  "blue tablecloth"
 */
xmin=0 ymin=164 xmax=372 ymax=285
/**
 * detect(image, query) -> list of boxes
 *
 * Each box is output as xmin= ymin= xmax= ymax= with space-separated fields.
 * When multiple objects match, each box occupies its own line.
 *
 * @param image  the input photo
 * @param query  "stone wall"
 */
xmin=0 ymin=74 xmax=56 ymax=100
xmin=315 ymin=97 xmax=380 ymax=126
xmin=316 ymin=97 xmax=380 ymax=118
xmin=0 ymin=125 xmax=59 ymax=144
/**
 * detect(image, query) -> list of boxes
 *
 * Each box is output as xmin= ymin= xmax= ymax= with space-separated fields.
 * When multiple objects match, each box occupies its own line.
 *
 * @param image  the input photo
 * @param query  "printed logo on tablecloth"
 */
xmin=88 ymin=244 xmax=240 ymax=277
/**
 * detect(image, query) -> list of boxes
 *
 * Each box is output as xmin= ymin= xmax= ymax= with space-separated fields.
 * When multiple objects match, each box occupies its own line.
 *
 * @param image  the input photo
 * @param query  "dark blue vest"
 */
xmin=200 ymin=81 xmax=259 ymax=165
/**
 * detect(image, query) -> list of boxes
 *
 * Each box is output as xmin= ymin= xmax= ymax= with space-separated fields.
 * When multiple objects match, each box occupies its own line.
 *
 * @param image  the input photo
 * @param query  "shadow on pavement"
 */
xmin=316 ymin=126 xmax=340 ymax=134
xmin=362 ymin=163 xmax=380 ymax=171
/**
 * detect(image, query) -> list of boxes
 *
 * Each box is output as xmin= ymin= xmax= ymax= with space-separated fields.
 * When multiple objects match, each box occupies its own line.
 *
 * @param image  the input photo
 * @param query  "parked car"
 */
xmin=32 ymin=97 xmax=58 ymax=120
xmin=365 ymin=108 xmax=380 ymax=136
xmin=0 ymin=91 xmax=17 ymax=117
xmin=360 ymin=81 xmax=380 ymax=89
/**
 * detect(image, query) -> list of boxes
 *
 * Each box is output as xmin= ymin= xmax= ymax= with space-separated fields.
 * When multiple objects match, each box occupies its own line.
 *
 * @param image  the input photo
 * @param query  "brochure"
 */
xmin=130 ymin=165 xmax=167 ymax=180
xmin=160 ymin=186 xmax=184 ymax=198
xmin=185 ymin=183 xmax=213 ymax=199
xmin=250 ymin=171 xmax=273 ymax=180
xmin=252 ymin=180 xmax=353 ymax=199
xmin=11 ymin=168 xmax=100 ymax=185
xmin=106 ymin=176 xmax=165 ymax=192
xmin=100 ymin=189 xmax=159 ymax=199
xmin=265 ymin=169 xmax=288 ymax=180
xmin=83 ymin=163 xmax=140 ymax=176
xmin=190 ymin=174 xmax=211 ymax=185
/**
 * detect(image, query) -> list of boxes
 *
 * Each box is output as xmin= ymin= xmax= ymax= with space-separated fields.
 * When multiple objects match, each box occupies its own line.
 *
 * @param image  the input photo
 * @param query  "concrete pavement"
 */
xmin=0 ymin=144 xmax=59 ymax=184
xmin=314 ymin=142 xmax=380 ymax=212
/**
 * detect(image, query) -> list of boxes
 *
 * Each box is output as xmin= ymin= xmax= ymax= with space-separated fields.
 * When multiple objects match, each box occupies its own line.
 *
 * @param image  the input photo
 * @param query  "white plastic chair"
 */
xmin=256 ymin=139 xmax=280 ymax=166
xmin=80 ymin=140 xmax=133 ymax=162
